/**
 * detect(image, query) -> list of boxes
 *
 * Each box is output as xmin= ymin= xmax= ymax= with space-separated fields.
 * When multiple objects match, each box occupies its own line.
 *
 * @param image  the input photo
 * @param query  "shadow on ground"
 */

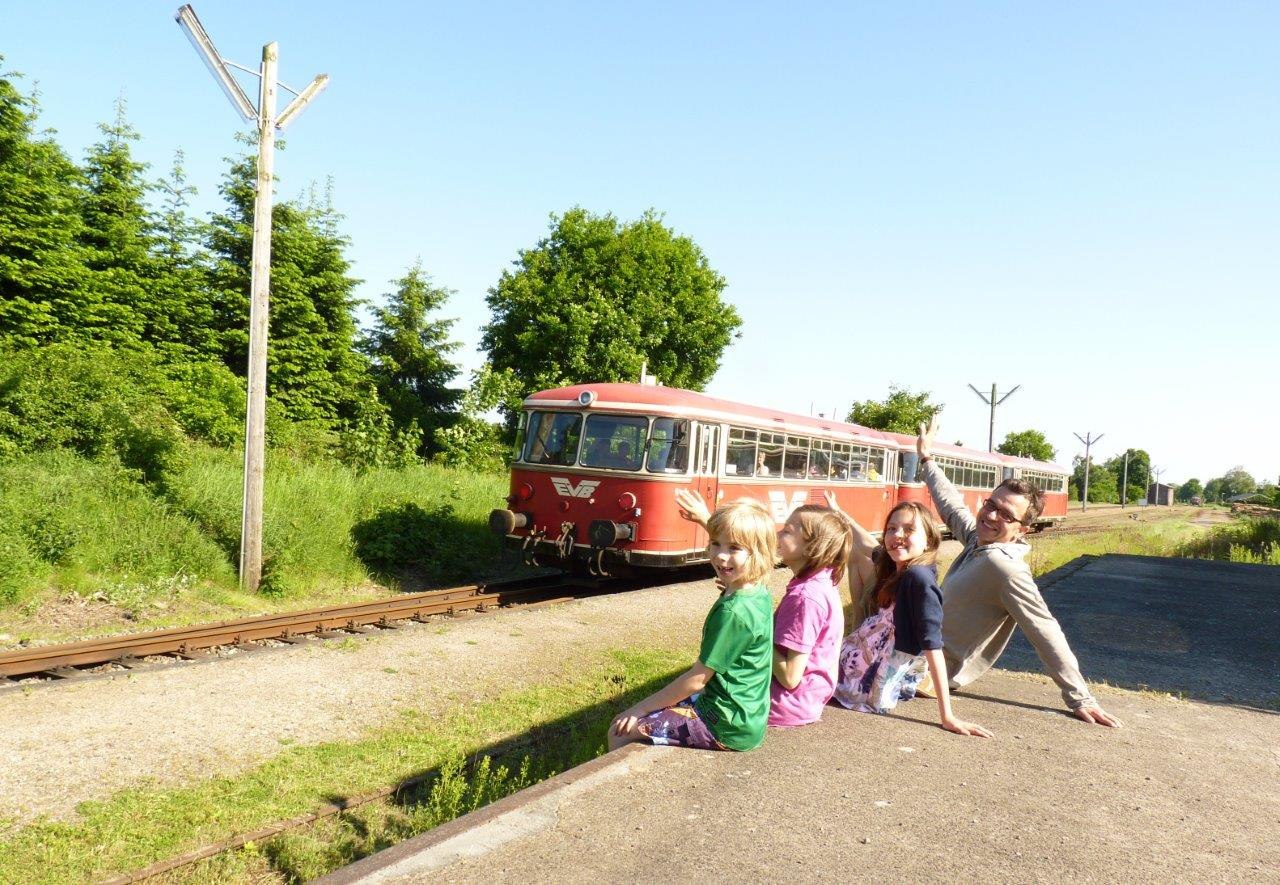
xmin=1001 ymin=553 xmax=1280 ymax=712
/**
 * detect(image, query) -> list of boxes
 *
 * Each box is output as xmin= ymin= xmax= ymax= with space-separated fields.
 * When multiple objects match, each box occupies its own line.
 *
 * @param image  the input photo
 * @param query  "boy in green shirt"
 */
xmin=609 ymin=498 xmax=775 ymax=751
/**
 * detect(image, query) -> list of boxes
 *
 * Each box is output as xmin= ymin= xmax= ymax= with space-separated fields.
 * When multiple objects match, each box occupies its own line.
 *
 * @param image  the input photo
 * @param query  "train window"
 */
xmin=513 ymin=412 xmax=527 ymax=463
xmin=725 ymin=427 xmax=758 ymax=476
xmin=848 ymin=445 xmax=870 ymax=482
xmin=646 ymin=418 xmax=690 ymax=474
xmin=961 ymin=466 xmax=974 ymax=487
xmin=581 ymin=415 xmax=647 ymax=471
xmin=784 ymin=435 xmax=810 ymax=479
xmin=758 ymin=432 xmax=784 ymax=477
xmin=523 ymin=411 xmax=583 ymax=466
xmin=810 ymin=439 xmax=833 ymax=479
xmin=866 ymin=447 xmax=885 ymax=482
xmin=831 ymin=442 xmax=852 ymax=481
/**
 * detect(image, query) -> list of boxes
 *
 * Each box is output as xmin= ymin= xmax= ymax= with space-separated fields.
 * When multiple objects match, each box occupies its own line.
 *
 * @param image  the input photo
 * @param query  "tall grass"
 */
xmin=1026 ymin=517 xmax=1207 ymax=577
xmin=1176 ymin=517 xmax=1280 ymax=565
xmin=0 ymin=446 xmax=511 ymax=631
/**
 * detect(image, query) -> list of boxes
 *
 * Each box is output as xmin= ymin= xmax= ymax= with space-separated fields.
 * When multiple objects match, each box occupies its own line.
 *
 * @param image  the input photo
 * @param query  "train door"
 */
xmin=694 ymin=422 xmax=721 ymax=509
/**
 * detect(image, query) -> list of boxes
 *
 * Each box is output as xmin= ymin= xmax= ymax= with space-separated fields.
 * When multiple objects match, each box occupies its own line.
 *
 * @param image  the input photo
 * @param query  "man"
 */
xmin=917 ymin=417 xmax=1121 ymax=728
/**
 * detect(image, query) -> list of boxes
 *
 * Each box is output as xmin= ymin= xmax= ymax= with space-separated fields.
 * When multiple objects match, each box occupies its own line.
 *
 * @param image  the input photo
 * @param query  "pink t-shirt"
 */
xmin=768 ymin=567 xmax=845 ymax=727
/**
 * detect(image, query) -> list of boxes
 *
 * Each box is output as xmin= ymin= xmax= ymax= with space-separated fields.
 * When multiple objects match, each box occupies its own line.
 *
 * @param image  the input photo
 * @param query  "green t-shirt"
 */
xmin=693 ymin=584 xmax=774 ymax=751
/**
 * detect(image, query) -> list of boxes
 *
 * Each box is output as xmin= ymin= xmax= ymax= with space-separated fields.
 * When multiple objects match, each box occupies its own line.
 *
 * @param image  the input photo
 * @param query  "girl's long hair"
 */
xmin=865 ymin=501 xmax=942 ymax=611
xmin=788 ymin=505 xmax=855 ymax=582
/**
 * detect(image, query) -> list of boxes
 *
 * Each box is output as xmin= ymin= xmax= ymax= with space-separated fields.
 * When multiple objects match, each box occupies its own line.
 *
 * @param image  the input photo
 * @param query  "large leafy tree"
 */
xmin=997 ymin=429 xmax=1055 ymax=462
xmin=1218 ymin=466 xmax=1257 ymax=498
xmin=1070 ymin=455 xmax=1118 ymax=503
xmin=0 ymin=63 xmax=93 ymax=346
xmin=360 ymin=261 xmax=463 ymax=454
xmin=847 ymin=385 xmax=942 ymax=434
xmin=481 ymin=208 xmax=740 ymax=395
xmin=1176 ymin=477 xmax=1203 ymax=503
xmin=1102 ymin=448 xmax=1150 ymax=505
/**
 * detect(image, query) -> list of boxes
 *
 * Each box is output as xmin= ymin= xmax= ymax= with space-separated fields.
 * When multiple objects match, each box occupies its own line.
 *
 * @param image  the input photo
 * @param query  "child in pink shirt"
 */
xmin=769 ymin=505 xmax=851 ymax=726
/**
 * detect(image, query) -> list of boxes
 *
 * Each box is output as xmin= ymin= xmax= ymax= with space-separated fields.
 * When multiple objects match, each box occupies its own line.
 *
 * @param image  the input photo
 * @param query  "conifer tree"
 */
xmin=152 ymin=148 xmax=218 ymax=359
xmin=205 ymin=147 xmax=376 ymax=427
xmin=360 ymin=261 xmax=463 ymax=454
xmin=0 ymin=62 xmax=93 ymax=346
xmin=77 ymin=96 xmax=153 ymax=347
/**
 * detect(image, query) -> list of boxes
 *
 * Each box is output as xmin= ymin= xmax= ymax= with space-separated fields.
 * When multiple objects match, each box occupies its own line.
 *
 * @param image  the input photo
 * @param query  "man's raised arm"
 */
xmin=916 ymin=417 xmax=977 ymax=545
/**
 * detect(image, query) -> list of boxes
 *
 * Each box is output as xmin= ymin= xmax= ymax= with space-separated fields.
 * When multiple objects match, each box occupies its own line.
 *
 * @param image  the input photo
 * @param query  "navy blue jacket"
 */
xmin=893 ymin=564 xmax=944 ymax=656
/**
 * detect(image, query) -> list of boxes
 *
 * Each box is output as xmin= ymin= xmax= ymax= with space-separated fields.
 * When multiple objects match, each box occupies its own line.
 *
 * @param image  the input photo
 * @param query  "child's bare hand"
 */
xmin=674 ymin=488 xmax=711 ymax=526
xmin=821 ymin=490 xmax=843 ymax=514
xmin=941 ymin=716 xmax=993 ymax=738
xmin=611 ymin=711 xmax=640 ymax=736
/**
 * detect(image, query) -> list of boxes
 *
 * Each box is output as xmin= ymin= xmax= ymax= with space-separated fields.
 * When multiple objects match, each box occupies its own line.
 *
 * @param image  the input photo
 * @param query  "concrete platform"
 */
xmin=317 ymin=555 xmax=1280 ymax=883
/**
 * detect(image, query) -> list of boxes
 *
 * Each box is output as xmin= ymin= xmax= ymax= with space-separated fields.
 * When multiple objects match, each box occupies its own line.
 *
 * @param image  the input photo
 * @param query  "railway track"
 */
xmin=0 ymin=573 xmax=611 ymax=686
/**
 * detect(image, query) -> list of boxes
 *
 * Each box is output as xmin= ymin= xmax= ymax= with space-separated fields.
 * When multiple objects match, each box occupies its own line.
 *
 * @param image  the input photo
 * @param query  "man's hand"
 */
xmin=674 ymin=488 xmax=712 ymax=527
xmin=1074 ymin=704 xmax=1123 ymax=728
xmin=917 ymin=415 xmax=939 ymax=461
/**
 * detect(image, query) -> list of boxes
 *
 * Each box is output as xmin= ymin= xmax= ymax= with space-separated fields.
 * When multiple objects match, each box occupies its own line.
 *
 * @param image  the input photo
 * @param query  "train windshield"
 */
xmin=581 ymin=415 xmax=646 ymax=471
xmin=523 ymin=412 xmax=583 ymax=466
xmin=646 ymin=418 xmax=690 ymax=473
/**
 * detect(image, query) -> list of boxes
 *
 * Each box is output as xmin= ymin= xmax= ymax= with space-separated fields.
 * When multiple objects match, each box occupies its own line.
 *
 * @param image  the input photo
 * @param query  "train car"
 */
xmin=995 ymin=453 xmax=1071 ymax=528
xmin=489 ymin=382 xmax=1070 ymax=573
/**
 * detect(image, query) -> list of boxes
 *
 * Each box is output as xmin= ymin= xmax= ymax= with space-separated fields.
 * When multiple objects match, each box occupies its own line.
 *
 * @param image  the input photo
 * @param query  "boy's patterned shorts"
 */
xmin=636 ymin=699 xmax=727 ymax=750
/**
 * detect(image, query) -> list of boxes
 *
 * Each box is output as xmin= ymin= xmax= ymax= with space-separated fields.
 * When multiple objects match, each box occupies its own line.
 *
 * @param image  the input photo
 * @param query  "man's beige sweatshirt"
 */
xmin=922 ymin=460 xmax=1096 ymax=710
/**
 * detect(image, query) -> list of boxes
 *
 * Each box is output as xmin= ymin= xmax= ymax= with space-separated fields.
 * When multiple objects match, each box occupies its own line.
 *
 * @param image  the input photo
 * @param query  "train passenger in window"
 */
xmin=756 ymin=451 xmax=771 ymax=476
xmin=912 ymin=417 xmax=1121 ymax=728
xmin=866 ymin=462 xmax=880 ymax=482
xmin=609 ymin=499 xmax=775 ymax=752
xmin=615 ymin=439 xmax=636 ymax=469
xmin=672 ymin=490 xmax=853 ymax=728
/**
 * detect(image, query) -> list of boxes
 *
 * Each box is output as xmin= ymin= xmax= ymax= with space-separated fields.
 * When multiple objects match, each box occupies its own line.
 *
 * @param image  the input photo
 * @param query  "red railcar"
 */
xmin=489 ymin=383 xmax=1069 ymax=574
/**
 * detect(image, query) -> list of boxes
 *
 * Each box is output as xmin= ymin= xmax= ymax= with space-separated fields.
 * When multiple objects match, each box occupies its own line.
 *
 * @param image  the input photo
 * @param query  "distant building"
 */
xmin=1147 ymin=482 xmax=1175 ymax=505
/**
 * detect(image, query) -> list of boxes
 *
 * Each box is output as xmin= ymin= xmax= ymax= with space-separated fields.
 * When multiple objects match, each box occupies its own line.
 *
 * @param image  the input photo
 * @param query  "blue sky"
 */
xmin=3 ymin=2 xmax=1276 ymax=486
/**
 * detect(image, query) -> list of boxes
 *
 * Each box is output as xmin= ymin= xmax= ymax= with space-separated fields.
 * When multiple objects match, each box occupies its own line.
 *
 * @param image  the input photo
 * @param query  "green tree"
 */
xmin=481 ymin=208 xmax=740 ymax=396
xmin=847 ymin=385 xmax=942 ymax=434
xmin=76 ymin=97 xmax=155 ymax=348
xmin=1176 ymin=477 xmax=1203 ymax=503
xmin=1070 ymin=455 xmax=1118 ymax=503
xmin=1219 ymin=466 xmax=1256 ymax=499
xmin=0 ymin=63 xmax=93 ymax=346
xmin=360 ymin=261 xmax=463 ymax=455
xmin=1102 ymin=448 xmax=1150 ymax=505
xmin=151 ymin=148 xmax=217 ymax=359
xmin=433 ymin=365 xmax=525 ymax=472
xmin=205 ymin=148 xmax=376 ymax=429
xmin=996 ymin=429 xmax=1055 ymax=462
xmin=1203 ymin=477 xmax=1226 ymax=503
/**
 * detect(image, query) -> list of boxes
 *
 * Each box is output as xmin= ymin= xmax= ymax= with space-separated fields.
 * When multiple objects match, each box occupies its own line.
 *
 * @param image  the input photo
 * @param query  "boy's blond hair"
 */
xmin=705 ymin=498 xmax=778 ymax=587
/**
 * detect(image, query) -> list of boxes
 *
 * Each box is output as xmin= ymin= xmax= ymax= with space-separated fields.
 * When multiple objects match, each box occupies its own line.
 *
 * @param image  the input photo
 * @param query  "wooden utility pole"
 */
xmin=1073 ymin=431 xmax=1104 ymax=512
xmin=968 ymin=382 xmax=1021 ymax=452
xmin=240 ymin=42 xmax=277 ymax=592
xmin=175 ymin=5 xmax=328 ymax=591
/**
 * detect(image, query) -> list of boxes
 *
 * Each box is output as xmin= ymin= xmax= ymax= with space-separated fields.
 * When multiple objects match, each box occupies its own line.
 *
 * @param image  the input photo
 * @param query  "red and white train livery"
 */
xmin=489 ymin=383 xmax=1069 ymax=575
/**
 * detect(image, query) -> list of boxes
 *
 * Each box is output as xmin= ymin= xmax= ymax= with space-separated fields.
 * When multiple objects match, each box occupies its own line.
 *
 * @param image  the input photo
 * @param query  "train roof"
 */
xmin=526 ymin=383 xmax=1069 ymax=475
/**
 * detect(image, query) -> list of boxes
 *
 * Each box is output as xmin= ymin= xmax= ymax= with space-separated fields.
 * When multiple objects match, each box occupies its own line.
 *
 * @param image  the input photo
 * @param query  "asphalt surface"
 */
xmin=320 ymin=554 xmax=1280 ymax=883
xmin=1002 ymin=554 xmax=1280 ymax=708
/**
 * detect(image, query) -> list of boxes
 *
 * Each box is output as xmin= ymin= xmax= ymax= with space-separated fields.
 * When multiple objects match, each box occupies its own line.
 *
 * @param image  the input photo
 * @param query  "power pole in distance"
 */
xmin=1152 ymin=465 xmax=1167 ymax=506
xmin=175 ymin=5 xmax=328 ymax=592
xmin=1073 ymin=431 xmax=1104 ymax=512
xmin=1120 ymin=451 xmax=1130 ymax=508
xmin=968 ymin=383 xmax=1021 ymax=452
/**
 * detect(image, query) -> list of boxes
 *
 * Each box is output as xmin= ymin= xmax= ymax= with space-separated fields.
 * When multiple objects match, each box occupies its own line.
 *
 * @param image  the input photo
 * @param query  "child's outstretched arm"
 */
xmin=674 ymin=488 xmax=712 ymax=528
xmin=821 ymin=491 xmax=878 ymax=564
xmin=923 ymin=650 xmax=992 ymax=738
xmin=609 ymin=662 xmax=714 ymax=749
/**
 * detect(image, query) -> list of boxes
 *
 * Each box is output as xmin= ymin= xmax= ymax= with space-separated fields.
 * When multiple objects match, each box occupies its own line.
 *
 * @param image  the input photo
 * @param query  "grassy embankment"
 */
xmin=0 ymin=447 xmax=511 ymax=644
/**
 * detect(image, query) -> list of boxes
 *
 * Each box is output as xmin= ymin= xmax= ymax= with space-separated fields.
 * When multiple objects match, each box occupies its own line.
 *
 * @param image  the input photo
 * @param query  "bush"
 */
xmin=351 ymin=501 xmax=476 ymax=583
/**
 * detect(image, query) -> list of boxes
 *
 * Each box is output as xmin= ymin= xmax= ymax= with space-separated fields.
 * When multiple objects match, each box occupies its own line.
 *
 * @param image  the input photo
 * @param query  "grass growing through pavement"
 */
xmin=0 ymin=645 xmax=692 ymax=885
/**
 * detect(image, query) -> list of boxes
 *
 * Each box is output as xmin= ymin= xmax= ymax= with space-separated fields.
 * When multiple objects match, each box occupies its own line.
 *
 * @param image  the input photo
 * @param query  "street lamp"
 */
xmin=174 ymin=4 xmax=328 ymax=592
